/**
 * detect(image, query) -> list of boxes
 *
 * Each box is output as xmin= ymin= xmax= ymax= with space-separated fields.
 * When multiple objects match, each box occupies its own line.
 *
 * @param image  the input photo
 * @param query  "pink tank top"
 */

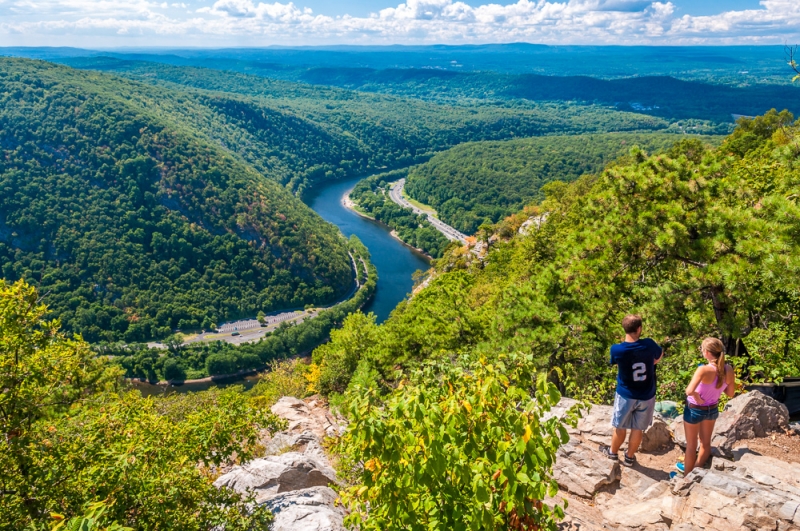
xmin=687 ymin=370 xmax=727 ymax=406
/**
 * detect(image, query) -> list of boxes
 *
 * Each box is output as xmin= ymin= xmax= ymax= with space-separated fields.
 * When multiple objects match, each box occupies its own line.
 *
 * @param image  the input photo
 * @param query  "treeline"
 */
xmin=349 ymin=169 xmax=453 ymax=258
xmin=60 ymin=58 xmax=675 ymax=195
xmin=0 ymin=58 xmax=354 ymax=342
xmin=404 ymin=133 xmax=713 ymax=234
xmin=105 ymin=236 xmax=377 ymax=381
xmin=296 ymin=66 xmax=799 ymax=126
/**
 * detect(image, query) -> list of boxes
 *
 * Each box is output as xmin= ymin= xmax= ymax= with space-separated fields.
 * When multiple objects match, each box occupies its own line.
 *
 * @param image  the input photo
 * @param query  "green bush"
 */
xmin=339 ymin=353 xmax=579 ymax=531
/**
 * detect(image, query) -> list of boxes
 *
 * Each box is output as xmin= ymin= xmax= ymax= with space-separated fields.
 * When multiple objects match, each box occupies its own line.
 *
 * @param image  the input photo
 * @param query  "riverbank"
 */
xmin=341 ymin=190 xmax=434 ymax=260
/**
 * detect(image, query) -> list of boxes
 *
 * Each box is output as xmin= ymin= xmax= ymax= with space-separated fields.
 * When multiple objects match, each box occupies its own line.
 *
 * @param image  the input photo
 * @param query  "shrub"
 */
xmin=339 ymin=352 xmax=579 ymax=531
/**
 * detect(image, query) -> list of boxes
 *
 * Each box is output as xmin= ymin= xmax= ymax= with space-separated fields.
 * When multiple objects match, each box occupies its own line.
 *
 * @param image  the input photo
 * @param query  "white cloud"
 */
xmin=0 ymin=0 xmax=798 ymax=46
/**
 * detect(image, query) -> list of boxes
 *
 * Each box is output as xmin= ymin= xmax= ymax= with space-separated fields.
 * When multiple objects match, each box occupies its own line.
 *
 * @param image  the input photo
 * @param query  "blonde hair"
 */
xmin=701 ymin=337 xmax=726 ymax=389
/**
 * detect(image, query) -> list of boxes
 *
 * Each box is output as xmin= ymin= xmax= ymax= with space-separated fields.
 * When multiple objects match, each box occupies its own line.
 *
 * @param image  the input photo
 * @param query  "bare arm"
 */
xmin=654 ymin=348 xmax=664 ymax=365
xmin=724 ymin=364 xmax=736 ymax=398
xmin=685 ymin=366 xmax=704 ymax=403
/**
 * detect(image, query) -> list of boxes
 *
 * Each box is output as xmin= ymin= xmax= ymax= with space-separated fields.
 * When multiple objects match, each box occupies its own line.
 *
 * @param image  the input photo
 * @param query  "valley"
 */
xmin=1 ymin=43 xmax=799 ymax=531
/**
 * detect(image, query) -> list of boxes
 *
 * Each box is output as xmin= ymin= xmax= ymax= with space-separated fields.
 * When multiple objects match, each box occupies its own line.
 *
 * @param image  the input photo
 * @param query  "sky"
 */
xmin=1 ymin=0 xmax=798 ymax=47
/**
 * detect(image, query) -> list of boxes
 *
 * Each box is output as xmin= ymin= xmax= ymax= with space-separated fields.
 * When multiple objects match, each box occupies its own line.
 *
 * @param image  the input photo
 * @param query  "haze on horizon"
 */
xmin=0 ymin=0 xmax=798 ymax=48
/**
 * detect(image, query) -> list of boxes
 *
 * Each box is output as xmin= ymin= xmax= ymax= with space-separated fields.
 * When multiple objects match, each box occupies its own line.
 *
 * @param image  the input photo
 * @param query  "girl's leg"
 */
xmin=683 ymin=420 xmax=700 ymax=474
xmin=696 ymin=419 xmax=716 ymax=469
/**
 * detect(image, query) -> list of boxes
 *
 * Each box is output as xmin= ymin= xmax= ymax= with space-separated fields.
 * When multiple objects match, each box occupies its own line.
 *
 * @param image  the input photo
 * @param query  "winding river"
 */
xmin=305 ymin=175 xmax=431 ymax=323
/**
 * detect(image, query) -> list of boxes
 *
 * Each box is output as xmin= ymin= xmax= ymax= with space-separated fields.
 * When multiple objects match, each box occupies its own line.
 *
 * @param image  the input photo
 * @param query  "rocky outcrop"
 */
xmin=261 ymin=486 xmax=347 ymax=531
xmin=671 ymin=391 xmax=790 ymax=457
xmin=553 ymin=441 xmax=622 ymax=498
xmin=213 ymin=453 xmax=338 ymax=501
xmin=215 ymin=396 xmax=348 ymax=531
xmin=550 ymin=392 xmax=799 ymax=531
xmin=270 ymin=396 xmax=346 ymax=439
xmin=574 ymin=403 xmax=672 ymax=452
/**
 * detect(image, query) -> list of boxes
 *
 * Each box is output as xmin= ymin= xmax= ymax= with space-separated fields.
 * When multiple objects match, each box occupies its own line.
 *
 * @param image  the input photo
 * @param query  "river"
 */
xmin=305 ymin=175 xmax=431 ymax=323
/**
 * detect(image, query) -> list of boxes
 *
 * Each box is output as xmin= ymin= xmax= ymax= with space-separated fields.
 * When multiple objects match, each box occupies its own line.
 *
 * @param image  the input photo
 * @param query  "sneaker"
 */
xmin=622 ymin=454 xmax=636 ymax=467
xmin=675 ymin=462 xmax=685 ymax=473
xmin=599 ymin=445 xmax=619 ymax=460
xmin=669 ymin=471 xmax=683 ymax=480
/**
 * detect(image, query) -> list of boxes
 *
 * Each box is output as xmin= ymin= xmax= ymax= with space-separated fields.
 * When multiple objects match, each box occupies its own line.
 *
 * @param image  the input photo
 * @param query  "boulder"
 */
xmin=213 ymin=452 xmax=338 ymax=501
xmin=271 ymin=396 xmax=346 ymax=439
xmin=601 ymin=498 xmax=670 ymax=529
xmin=261 ymin=486 xmax=346 ymax=531
xmin=263 ymin=430 xmax=328 ymax=460
xmin=671 ymin=391 xmax=790 ymax=457
xmin=553 ymin=442 xmax=621 ymax=498
xmin=575 ymin=404 xmax=671 ymax=451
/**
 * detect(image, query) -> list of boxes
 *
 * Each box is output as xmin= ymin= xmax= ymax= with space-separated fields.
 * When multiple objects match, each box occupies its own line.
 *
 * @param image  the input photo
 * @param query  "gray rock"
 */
xmin=574 ymin=403 xmax=671 ymax=451
xmin=601 ymin=498 xmax=668 ymax=528
xmin=213 ymin=452 xmax=338 ymax=499
xmin=672 ymin=391 xmax=790 ymax=457
xmin=263 ymin=430 xmax=328 ymax=460
xmin=261 ymin=486 xmax=346 ymax=531
xmin=271 ymin=396 xmax=346 ymax=439
xmin=553 ymin=442 xmax=621 ymax=498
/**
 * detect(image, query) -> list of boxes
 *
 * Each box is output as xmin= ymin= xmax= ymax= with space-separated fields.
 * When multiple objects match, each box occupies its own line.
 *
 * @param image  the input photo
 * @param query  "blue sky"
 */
xmin=0 ymin=0 xmax=798 ymax=47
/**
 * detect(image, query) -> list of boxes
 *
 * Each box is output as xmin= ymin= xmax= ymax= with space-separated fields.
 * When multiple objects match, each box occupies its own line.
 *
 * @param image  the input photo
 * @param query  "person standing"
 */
xmin=601 ymin=314 xmax=664 ymax=466
xmin=674 ymin=338 xmax=736 ymax=476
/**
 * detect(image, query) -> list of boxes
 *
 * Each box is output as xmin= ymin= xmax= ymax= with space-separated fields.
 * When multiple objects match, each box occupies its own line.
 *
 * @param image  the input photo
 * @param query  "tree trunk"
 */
xmin=709 ymin=285 xmax=751 ymax=368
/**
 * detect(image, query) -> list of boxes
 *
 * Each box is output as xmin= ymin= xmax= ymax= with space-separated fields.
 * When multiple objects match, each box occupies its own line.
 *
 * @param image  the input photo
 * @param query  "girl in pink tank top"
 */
xmin=687 ymin=374 xmax=727 ymax=407
xmin=676 ymin=338 xmax=736 ymax=477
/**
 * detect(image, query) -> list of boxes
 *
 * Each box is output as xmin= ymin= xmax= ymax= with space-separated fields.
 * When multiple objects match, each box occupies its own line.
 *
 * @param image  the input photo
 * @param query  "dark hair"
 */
xmin=622 ymin=314 xmax=643 ymax=334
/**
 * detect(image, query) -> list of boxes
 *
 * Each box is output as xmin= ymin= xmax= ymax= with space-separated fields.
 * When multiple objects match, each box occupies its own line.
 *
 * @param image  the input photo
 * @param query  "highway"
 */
xmin=388 ymin=179 xmax=469 ymax=244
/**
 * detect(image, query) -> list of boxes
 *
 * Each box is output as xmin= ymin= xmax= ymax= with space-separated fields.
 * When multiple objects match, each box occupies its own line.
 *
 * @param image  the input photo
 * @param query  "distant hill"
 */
xmin=296 ymin=68 xmax=800 ymax=125
xmin=0 ymin=58 xmax=354 ymax=342
xmin=404 ymin=133 xmax=712 ymax=234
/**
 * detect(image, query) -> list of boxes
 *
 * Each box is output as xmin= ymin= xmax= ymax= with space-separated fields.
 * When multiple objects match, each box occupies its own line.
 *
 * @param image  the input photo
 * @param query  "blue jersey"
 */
xmin=610 ymin=338 xmax=661 ymax=400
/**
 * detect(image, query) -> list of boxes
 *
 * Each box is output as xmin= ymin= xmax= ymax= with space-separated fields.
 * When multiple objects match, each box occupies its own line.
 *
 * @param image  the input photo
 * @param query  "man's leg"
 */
xmin=626 ymin=429 xmax=643 ymax=458
xmin=611 ymin=428 xmax=627 ymax=455
xmin=606 ymin=393 xmax=633 ymax=458
xmin=625 ymin=397 xmax=655 ymax=461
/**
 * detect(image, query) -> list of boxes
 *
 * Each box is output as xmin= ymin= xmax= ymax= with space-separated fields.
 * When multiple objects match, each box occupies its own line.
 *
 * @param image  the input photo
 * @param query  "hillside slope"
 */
xmin=404 ymin=133 xmax=708 ymax=233
xmin=0 ymin=58 xmax=354 ymax=342
xmin=58 ymin=58 xmax=676 ymax=194
xmin=312 ymin=110 xmax=800 ymax=407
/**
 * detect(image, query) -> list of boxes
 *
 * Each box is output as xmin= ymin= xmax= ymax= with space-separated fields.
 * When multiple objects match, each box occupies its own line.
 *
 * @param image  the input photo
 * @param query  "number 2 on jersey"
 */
xmin=632 ymin=362 xmax=647 ymax=382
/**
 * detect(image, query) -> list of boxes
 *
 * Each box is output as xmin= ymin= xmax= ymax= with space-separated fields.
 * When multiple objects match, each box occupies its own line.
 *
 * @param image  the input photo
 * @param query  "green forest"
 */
xmin=106 ymin=236 xmax=376 ymax=382
xmin=0 ymin=58 xmax=356 ymax=342
xmin=403 ymin=133 xmax=716 ymax=234
xmin=59 ymin=57 xmax=681 ymax=195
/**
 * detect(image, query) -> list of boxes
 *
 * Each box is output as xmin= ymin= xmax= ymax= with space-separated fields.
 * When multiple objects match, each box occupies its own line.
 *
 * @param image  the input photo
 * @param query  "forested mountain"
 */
xmin=403 ymin=133 xmax=715 ymax=234
xmin=0 ymin=58 xmax=354 ymax=342
xmin=55 ymin=58 xmax=678 ymax=194
xmin=295 ymin=68 xmax=800 ymax=125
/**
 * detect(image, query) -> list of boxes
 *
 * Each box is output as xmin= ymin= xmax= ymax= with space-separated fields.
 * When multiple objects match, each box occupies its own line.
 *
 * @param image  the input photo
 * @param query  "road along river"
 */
xmin=305 ymin=174 xmax=431 ymax=323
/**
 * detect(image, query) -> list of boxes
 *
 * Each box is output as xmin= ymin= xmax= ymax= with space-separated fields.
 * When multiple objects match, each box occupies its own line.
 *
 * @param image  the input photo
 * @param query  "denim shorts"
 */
xmin=612 ymin=393 xmax=656 ymax=431
xmin=683 ymin=404 xmax=720 ymax=424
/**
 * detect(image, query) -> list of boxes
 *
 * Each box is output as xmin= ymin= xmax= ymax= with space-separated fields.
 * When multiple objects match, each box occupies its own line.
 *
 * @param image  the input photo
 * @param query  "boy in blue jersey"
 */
xmin=601 ymin=314 xmax=664 ymax=467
